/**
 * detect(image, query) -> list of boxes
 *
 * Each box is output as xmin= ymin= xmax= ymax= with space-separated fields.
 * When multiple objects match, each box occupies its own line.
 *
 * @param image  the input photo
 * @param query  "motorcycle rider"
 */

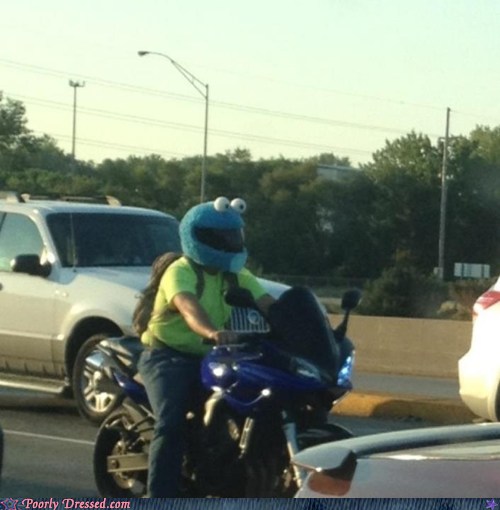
xmin=137 ymin=196 xmax=275 ymax=497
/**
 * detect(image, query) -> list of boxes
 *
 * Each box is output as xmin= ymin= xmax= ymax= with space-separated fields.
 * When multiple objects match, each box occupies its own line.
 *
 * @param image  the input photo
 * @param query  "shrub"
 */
xmin=441 ymin=278 xmax=496 ymax=319
xmin=359 ymin=263 xmax=448 ymax=318
xmin=450 ymin=278 xmax=494 ymax=307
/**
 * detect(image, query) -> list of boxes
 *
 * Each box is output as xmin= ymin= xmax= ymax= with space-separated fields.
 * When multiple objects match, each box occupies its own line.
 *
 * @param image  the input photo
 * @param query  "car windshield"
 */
xmin=47 ymin=212 xmax=181 ymax=267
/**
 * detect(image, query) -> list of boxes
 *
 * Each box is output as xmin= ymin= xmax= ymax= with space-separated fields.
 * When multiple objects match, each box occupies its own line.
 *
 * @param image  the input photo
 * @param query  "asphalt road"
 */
xmin=0 ymin=392 xmax=95 ymax=497
xmin=0 ymin=387 xmax=439 ymax=498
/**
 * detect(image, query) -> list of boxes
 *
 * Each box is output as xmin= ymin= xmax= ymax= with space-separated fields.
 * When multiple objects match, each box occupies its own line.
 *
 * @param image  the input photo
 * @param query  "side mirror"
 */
xmin=341 ymin=289 xmax=362 ymax=311
xmin=224 ymin=287 xmax=257 ymax=309
xmin=11 ymin=254 xmax=51 ymax=277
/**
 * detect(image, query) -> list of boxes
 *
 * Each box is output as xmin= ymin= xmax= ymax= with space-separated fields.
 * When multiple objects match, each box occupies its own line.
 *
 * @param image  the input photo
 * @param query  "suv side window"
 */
xmin=47 ymin=212 xmax=181 ymax=267
xmin=0 ymin=213 xmax=44 ymax=272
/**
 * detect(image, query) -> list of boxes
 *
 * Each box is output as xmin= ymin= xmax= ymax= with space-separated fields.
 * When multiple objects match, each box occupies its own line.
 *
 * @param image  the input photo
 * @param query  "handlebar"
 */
xmin=202 ymin=332 xmax=264 ymax=347
xmin=202 ymin=337 xmax=216 ymax=346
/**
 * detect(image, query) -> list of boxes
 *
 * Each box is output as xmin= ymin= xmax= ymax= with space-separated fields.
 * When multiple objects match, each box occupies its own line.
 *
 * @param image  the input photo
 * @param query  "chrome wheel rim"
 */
xmin=81 ymin=350 xmax=119 ymax=415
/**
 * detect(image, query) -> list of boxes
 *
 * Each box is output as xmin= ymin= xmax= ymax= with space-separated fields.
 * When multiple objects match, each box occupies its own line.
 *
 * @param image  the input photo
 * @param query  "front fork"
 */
xmin=281 ymin=411 xmax=306 ymax=488
xmin=237 ymin=411 xmax=306 ymax=488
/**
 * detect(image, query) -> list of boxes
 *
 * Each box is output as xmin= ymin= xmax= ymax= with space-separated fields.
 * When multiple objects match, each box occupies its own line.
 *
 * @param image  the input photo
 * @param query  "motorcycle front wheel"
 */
xmin=93 ymin=410 xmax=148 ymax=498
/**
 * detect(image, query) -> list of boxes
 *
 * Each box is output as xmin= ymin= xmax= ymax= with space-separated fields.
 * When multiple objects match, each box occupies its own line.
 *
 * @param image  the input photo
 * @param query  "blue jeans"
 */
xmin=138 ymin=345 xmax=203 ymax=497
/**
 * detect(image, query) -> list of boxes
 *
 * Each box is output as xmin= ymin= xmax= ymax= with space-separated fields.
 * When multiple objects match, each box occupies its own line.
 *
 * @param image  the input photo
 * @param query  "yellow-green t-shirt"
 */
xmin=141 ymin=256 xmax=267 ymax=356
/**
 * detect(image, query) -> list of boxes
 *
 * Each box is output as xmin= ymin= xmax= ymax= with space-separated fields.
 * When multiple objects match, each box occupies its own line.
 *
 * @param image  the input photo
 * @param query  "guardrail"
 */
xmin=328 ymin=314 xmax=472 ymax=379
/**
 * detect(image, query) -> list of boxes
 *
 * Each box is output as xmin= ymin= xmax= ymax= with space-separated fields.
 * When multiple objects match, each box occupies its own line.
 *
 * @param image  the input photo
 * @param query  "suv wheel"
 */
xmin=73 ymin=334 xmax=123 ymax=425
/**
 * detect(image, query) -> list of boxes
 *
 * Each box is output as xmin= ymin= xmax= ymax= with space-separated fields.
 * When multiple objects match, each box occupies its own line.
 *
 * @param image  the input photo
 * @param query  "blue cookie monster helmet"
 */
xmin=180 ymin=196 xmax=248 ymax=273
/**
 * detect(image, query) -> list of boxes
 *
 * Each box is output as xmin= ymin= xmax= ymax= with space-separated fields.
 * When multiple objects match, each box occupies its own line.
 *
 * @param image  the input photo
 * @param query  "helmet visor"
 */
xmin=194 ymin=227 xmax=244 ymax=253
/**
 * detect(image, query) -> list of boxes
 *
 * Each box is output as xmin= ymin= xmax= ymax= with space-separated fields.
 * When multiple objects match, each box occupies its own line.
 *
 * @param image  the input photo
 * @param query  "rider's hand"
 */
xmin=209 ymin=330 xmax=239 ymax=346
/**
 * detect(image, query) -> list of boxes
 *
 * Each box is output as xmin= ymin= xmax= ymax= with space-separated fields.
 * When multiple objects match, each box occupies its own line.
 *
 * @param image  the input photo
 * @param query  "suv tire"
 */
xmin=73 ymin=334 xmax=123 ymax=424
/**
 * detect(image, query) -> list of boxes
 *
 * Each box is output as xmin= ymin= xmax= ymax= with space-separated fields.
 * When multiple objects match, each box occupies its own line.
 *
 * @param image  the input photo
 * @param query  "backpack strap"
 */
xmin=185 ymin=257 xmax=240 ymax=299
xmin=223 ymin=271 xmax=239 ymax=292
xmin=185 ymin=257 xmax=205 ymax=299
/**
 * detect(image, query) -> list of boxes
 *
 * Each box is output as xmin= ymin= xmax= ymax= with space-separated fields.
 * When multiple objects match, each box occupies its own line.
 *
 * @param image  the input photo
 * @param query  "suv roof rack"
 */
xmin=0 ymin=191 xmax=25 ymax=203
xmin=12 ymin=193 xmax=122 ymax=206
xmin=56 ymin=195 xmax=122 ymax=206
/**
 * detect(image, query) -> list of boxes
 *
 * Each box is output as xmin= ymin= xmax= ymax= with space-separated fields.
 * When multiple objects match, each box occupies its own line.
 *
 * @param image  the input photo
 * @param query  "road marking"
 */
xmin=4 ymin=429 xmax=94 ymax=446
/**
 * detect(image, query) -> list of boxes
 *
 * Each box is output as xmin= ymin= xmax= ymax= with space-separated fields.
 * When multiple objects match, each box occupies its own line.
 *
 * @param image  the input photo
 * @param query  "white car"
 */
xmin=293 ymin=422 xmax=500 ymax=497
xmin=458 ymin=276 xmax=500 ymax=421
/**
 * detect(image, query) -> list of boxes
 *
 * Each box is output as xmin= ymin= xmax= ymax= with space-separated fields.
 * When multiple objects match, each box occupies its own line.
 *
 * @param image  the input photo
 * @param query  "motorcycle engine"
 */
xmin=194 ymin=397 xmax=245 ymax=495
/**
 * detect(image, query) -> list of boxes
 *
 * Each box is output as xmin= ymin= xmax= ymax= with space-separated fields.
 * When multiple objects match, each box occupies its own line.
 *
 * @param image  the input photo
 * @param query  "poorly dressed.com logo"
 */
xmin=0 ymin=499 xmax=19 ymax=510
xmin=0 ymin=499 xmax=498 ymax=510
xmin=0 ymin=500 xmax=129 ymax=510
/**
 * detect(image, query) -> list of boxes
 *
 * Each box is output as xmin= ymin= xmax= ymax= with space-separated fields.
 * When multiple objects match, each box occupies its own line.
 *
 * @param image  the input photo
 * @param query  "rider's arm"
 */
xmin=256 ymin=294 xmax=275 ymax=316
xmin=237 ymin=268 xmax=276 ymax=317
xmin=171 ymin=291 xmax=238 ymax=344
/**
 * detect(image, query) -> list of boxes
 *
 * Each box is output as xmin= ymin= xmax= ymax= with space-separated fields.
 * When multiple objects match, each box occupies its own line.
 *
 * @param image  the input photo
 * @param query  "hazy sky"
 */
xmin=1 ymin=0 xmax=499 ymax=166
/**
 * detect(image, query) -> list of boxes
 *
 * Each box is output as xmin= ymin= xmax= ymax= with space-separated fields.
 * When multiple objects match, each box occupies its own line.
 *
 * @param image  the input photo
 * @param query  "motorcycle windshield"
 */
xmin=267 ymin=286 xmax=340 ymax=383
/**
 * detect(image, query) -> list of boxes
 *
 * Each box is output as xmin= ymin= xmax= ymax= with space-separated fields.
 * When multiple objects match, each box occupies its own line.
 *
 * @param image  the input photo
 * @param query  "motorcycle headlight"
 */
xmin=208 ymin=362 xmax=230 ymax=379
xmin=337 ymin=354 xmax=355 ymax=388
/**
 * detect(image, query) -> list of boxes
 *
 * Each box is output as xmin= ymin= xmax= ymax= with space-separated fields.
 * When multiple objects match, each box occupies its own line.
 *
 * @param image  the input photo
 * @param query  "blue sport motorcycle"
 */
xmin=92 ymin=286 xmax=360 ymax=497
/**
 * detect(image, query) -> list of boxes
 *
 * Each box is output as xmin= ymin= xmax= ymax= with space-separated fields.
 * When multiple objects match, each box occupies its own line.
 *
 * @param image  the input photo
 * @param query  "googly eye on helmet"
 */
xmin=179 ymin=197 xmax=248 ymax=273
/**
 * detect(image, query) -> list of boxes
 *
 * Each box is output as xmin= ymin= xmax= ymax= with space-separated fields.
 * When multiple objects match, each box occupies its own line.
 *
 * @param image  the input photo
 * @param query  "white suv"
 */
xmin=0 ymin=192 xmax=181 ymax=423
xmin=0 ymin=192 xmax=286 ymax=424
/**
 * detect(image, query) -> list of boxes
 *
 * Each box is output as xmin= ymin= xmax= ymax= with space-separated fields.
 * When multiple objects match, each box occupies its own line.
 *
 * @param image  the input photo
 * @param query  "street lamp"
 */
xmin=69 ymin=80 xmax=85 ymax=159
xmin=437 ymin=107 xmax=451 ymax=281
xmin=138 ymin=50 xmax=209 ymax=203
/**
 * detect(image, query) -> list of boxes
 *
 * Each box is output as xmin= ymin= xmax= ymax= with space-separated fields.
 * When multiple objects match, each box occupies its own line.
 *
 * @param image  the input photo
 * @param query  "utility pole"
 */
xmin=69 ymin=80 xmax=85 ymax=159
xmin=437 ymin=107 xmax=451 ymax=281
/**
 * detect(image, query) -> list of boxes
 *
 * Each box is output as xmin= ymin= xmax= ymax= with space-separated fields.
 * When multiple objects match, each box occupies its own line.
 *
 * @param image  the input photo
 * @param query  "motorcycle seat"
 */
xmin=102 ymin=336 xmax=144 ymax=360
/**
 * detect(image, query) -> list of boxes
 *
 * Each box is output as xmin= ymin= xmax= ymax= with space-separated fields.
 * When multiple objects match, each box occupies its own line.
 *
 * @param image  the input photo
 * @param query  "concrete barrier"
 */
xmin=329 ymin=314 xmax=473 ymax=379
xmin=333 ymin=391 xmax=477 ymax=424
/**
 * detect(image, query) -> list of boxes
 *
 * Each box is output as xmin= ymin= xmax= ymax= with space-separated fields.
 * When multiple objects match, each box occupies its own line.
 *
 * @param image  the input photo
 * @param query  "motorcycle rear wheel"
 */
xmin=94 ymin=410 xmax=148 ymax=498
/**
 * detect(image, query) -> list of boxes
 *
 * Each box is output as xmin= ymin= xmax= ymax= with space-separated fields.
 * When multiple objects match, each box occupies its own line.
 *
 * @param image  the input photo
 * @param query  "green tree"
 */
xmin=0 ymin=92 xmax=40 ymax=173
xmin=0 ymin=93 xmax=29 ymax=147
xmin=27 ymin=135 xmax=75 ymax=173
xmin=444 ymin=132 xmax=500 ymax=274
xmin=303 ymin=152 xmax=351 ymax=167
xmin=363 ymin=132 xmax=442 ymax=274
xmin=249 ymin=160 xmax=327 ymax=274
xmin=359 ymin=253 xmax=447 ymax=318
xmin=470 ymin=125 xmax=500 ymax=167
xmin=204 ymin=149 xmax=263 ymax=202
xmin=317 ymin=171 xmax=380 ymax=277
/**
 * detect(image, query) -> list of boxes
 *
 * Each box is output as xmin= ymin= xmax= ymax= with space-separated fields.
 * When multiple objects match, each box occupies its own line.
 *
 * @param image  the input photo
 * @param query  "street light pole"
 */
xmin=437 ymin=107 xmax=451 ymax=281
xmin=69 ymin=80 xmax=85 ymax=159
xmin=138 ymin=50 xmax=209 ymax=203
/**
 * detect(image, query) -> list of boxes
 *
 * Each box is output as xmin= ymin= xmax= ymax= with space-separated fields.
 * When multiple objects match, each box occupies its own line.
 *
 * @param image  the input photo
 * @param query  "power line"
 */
xmin=39 ymin=129 xmax=370 ymax=160
xmin=11 ymin=93 xmax=373 ymax=157
xmin=7 ymin=57 xmax=493 ymax=161
xmin=0 ymin=56 xmax=453 ymax=113
xmin=0 ymin=57 xmax=443 ymax=137
xmin=452 ymin=108 xmax=500 ymax=125
xmin=35 ymin=130 xmax=187 ymax=158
